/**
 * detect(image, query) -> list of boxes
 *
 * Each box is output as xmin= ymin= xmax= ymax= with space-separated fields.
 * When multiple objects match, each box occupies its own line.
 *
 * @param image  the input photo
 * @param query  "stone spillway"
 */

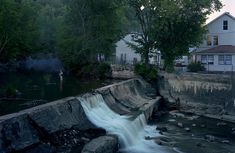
xmin=0 ymin=78 xmax=161 ymax=153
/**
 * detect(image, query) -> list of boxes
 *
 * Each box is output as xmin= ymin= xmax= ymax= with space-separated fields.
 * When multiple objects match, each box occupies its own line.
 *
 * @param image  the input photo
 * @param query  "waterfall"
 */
xmin=79 ymin=94 xmax=169 ymax=153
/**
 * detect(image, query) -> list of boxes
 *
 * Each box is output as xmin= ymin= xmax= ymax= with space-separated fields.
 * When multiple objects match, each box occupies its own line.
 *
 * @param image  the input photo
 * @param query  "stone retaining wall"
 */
xmin=159 ymin=72 xmax=235 ymax=118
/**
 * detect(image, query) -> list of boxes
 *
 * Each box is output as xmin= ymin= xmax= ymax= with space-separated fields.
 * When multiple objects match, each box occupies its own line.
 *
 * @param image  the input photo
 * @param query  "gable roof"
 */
xmin=207 ymin=12 xmax=235 ymax=26
xmin=196 ymin=45 xmax=235 ymax=54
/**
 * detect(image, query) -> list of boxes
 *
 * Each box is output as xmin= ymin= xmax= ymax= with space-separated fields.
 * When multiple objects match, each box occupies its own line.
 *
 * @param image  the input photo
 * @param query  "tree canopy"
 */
xmin=0 ymin=0 xmax=223 ymax=73
xmin=0 ymin=0 xmax=38 ymax=61
xmin=126 ymin=0 xmax=222 ymax=71
xmin=58 ymin=0 xmax=124 ymax=68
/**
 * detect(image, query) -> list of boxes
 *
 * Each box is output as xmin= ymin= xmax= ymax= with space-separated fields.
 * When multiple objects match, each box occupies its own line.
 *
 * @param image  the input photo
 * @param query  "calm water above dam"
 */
xmin=0 ymin=72 xmax=112 ymax=116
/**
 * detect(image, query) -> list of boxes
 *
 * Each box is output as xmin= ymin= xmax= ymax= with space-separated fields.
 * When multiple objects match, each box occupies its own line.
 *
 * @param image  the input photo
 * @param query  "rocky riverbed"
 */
xmin=150 ymin=111 xmax=235 ymax=153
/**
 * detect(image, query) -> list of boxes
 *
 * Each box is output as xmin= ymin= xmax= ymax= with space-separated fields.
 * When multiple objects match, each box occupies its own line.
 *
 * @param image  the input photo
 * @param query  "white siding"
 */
xmin=199 ymin=14 xmax=235 ymax=49
xmin=115 ymin=34 xmax=141 ymax=64
xmin=115 ymin=34 xmax=161 ymax=65
xmin=196 ymin=54 xmax=235 ymax=72
xmin=195 ymin=13 xmax=235 ymax=72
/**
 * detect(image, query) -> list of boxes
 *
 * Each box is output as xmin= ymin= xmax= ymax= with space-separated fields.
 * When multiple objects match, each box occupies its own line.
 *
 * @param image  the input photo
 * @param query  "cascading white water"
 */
xmin=79 ymin=94 xmax=170 ymax=153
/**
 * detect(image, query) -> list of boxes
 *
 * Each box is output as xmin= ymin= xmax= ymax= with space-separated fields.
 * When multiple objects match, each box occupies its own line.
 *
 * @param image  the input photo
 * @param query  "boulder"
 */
xmin=156 ymin=126 xmax=168 ymax=132
xmin=221 ymin=140 xmax=230 ymax=144
xmin=205 ymin=135 xmax=215 ymax=142
xmin=216 ymin=122 xmax=227 ymax=126
xmin=184 ymin=127 xmax=191 ymax=132
xmin=192 ymin=124 xmax=196 ymax=127
xmin=25 ymin=144 xmax=54 ymax=153
xmin=81 ymin=135 xmax=118 ymax=153
xmin=177 ymin=122 xmax=184 ymax=128
xmin=0 ymin=114 xmax=39 ymax=152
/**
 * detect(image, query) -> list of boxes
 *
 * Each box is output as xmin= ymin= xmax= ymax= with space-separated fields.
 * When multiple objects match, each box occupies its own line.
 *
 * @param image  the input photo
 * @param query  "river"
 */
xmin=0 ymin=72 xmax=114 ymax=116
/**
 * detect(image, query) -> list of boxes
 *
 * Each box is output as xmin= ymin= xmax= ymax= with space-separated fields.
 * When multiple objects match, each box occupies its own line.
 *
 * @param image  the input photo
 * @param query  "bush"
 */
xmin=134 ymin=63 xmax=158 ymax=81
xmin=97 ymin=63 xmax=112 ymax=79
xmin=187 ymin=62 xmax=205 ymax=72
xmin=4 ymin=86 xmax=16 ymax=98
xmin=76 ymin=63 xmax=111 ymax=79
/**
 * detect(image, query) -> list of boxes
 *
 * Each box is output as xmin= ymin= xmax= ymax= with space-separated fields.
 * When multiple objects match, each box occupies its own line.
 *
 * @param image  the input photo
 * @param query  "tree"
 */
xmin=125 ymin=0 xmax=158 ymax=66
xmin=58 ymin=0 xmax=123 ymax=68
xmin=0 ymin=0 xmax=39 ymax=61
xmin=36 ymin=0 xmax=67 ymax=53
xmin=126 ymin=0 xmax=222 ymax=71
xmin=154 ymin=0 xmax=222 ymax=72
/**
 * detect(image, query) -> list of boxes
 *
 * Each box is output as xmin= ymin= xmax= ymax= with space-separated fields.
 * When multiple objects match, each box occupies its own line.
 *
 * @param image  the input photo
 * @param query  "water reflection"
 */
xmin=0 ymin=72 xmax=110 ymax=116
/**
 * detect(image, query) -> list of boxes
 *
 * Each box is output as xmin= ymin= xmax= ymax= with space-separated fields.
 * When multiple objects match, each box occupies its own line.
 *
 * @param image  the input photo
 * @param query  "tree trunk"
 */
xmin=164 ymin=56 xmax=174 ymax=73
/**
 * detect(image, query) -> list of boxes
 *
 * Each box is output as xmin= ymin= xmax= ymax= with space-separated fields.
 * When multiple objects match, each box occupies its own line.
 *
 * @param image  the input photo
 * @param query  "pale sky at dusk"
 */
xmin=208 ymin=0 xmax=235 ymax=23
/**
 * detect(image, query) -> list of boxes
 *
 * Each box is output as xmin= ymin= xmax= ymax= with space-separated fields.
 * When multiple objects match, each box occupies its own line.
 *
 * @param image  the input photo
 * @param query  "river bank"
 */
xmin=151 ymin=111 xmax=235 ymax=153
xmin=158 ymin=72 xmax=235 ymax=122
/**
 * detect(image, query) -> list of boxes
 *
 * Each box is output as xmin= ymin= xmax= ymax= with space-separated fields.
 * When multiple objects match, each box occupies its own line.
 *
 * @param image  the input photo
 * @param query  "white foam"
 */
xmin=79 ymin=94 xmax=170 ymax=153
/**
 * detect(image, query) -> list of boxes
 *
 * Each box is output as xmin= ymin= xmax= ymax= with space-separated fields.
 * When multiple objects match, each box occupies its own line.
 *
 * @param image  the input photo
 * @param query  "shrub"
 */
xmin=76 ymin=63 xmax=111 ymax=79
xmin=187 ymin=62 xmax=205 ymax=72
xmin=97 ymin=63 xmax=112 ymax=79
xmin=5 ymin=86 xmax=16 ymax=98
xmin=134 ymin=63 xmax=158 ymax=81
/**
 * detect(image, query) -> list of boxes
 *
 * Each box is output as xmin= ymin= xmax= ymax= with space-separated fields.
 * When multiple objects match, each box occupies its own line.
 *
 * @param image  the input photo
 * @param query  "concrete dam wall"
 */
xmin=159 ymin=73 xmax=235 ymax=118
xmin=0 ymin=79 xmax=159 ymax=153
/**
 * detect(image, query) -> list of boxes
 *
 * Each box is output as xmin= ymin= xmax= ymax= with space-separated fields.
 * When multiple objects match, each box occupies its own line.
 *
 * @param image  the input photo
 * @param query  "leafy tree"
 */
xmin=187 ymin=62 xmax=205 ymax=72
xmin=58 ymin=0 xmax=123 ymax=68
xmin=0 ymin=0 xmax=38 ymax=61
xmin=126 ymin=0 xmax=222 ymax=72
xmin=125 ymin=0 xmax=157 ymax=65
xmin=36 ymin=0 xmax=67 ymax=53
xmin=153 ymin=0 xmax=222 ymax=72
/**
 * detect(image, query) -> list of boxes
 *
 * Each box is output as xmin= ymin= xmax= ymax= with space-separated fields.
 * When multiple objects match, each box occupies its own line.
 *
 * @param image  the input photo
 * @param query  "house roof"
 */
xmin=207 ymin=12 xmax=235 ymax=26
xmin=196 ymin=45 xmax=235 ymax=54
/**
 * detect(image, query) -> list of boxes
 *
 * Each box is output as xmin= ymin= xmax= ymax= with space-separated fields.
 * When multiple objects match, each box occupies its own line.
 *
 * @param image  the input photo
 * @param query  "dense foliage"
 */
xmin=58 ymin=0 xmax=123 ymax=68
xmin=0 ymin=0 xmax=38 ymax=61
xmin=187 ymin=62 xmax=205 ymax=72
xmin=0 ymin=0 xmax=223 ymax=76
xmin=76 ymin=63 xmax=111 ymax=79
xmin=126 ymin=0 xmax=222 ymax=72
xmin=134 ymin=63 xmax=158 ymax=81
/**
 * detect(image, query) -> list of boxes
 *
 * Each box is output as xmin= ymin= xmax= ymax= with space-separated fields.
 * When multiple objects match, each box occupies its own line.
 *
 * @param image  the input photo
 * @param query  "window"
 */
xmin=208 ymin=55 xmax=214 ymax=65
xmin=207 ymin=35 xmax=212 ymax=46
xmin=225 ymin=55 xmax=232 ymax=65
xmin=207 ymin=35 xmax=219 ymax=46
xmin=201 ymin=55 xmax=207 ymax=64
xmin=201 ymin=55 xmax=214 ymax=65
xmin=223 ymin=20 xmax=228 ymax=30
xmin=219 ymin=55 xmax=224 ymax=65
xmin=219 ymin=55 xmax=232 ymax=65
xmin=213 ymin=36 xmax=218 ymax=46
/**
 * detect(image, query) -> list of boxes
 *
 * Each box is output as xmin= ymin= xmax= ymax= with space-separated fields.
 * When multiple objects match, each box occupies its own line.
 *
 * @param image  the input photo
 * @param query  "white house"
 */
xmin=193 ymin=12 xmax=235 ymax=72
xmin=115 ymin=34 xmax=161 ymax=65
xmin=115 ymin=34 xmax=141 ymax=64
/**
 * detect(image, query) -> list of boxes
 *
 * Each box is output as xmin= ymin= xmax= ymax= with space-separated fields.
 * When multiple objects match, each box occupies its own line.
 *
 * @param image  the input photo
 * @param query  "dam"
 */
xmin=0 ymin=79 xmax=165 ymax=153
xmin=1 ymin=77 xmax=235 ymax=153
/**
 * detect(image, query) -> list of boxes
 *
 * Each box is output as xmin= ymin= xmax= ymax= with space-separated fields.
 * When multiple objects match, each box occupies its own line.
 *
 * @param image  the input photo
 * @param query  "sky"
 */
xmin=208 ymin=0 xmax=235 ymax=23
